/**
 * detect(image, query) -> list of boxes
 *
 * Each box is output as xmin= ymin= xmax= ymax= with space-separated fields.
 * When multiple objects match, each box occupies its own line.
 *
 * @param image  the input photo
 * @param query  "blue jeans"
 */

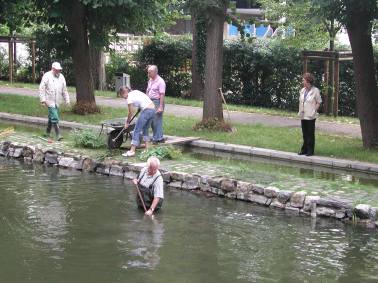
xmin=147 ymin=99 xmax=164 ymax=141
xmin=131 ymin=108 xmax=155 ymax=146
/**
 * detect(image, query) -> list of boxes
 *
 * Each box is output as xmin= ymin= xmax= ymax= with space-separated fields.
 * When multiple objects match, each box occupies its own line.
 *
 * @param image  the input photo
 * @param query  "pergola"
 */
xmin=0 ymin=35 xmax=36 ymax=83
xmin=302 ymin=50 xmax=353 ymax=117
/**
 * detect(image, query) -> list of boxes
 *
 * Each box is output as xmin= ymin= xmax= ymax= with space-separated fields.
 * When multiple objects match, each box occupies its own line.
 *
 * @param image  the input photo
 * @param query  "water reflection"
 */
xmin=120 ymin=216 xmax=165 ymax=270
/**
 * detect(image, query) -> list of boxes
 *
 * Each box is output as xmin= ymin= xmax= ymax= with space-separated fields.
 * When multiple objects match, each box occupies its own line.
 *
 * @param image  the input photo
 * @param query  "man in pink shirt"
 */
xmin=146 ymin=65 xmax=166 ymax=143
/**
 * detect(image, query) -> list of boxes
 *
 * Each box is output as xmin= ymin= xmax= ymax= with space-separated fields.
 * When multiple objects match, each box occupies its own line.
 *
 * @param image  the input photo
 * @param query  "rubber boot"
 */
xmin=44 ymin=121 xmax=52 ymax=138
xmin=53 ymin=123 xmax=62 ymax=141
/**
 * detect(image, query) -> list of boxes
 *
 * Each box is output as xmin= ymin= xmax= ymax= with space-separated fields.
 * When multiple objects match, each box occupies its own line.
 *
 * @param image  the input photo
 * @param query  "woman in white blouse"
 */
xmin=298 ymin=73 xmax=322 ymax=156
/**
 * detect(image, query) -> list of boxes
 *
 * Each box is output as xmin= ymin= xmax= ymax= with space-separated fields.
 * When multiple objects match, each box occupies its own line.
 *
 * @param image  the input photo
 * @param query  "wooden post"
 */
xmin=13 ymin=40 xmax=17 ymax=74
xmin=333 ymin=59 xmax=340 ymax=117
xmin=32 ymin=40 xmax=36 ymax=83
xmin=303 ymin=57 xmax=308 ymax=74
xmin=8 ymin=39 xmax=13 ymax=83
xmin=323 ymin=60 xmax=329 ymax=114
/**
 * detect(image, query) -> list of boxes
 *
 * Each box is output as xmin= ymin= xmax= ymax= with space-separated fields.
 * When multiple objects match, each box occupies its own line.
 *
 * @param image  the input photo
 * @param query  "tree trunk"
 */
xmin=202 ymin=7 xmax=226 ymax=122
xmin=90 ymin=46 xmax=107 ymax=91
xmin=346 ymin=8 xmax=378 ymax=148
xmin=191 ymin=13 xmax=204 ymax=100
xmin=63 ymin=0 xmax=98 ymax=113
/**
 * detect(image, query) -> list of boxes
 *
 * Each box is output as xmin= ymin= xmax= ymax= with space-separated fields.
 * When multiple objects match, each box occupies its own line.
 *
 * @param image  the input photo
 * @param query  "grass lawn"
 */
xmin=0 ymin=92 xmax=376 ymax=164
xmin=0 ymin=80 xmax=359 ymax=125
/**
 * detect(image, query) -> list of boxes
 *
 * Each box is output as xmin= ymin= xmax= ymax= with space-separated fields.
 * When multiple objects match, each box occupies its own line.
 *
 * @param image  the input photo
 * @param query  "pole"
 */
xmin=135 ymin=183 xmax=147 ymax=212
xmin=32 ymin=40 xmax=36 ymax=83
xmin=8 ymin=38 xmax=13 ymax=83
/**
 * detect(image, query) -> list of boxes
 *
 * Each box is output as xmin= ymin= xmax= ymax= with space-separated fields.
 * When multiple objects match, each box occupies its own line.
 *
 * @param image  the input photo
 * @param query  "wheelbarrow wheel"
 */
xmin=108 ymin=130 xmax=123 ymax=149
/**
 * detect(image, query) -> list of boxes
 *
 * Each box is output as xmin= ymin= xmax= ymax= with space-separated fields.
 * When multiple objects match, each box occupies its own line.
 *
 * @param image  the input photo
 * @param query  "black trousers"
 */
xmin=300 ymin=119 xmax=316 ymax=154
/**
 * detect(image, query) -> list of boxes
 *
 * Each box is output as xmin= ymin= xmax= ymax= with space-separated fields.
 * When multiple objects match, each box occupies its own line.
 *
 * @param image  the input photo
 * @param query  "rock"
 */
xmin=316 ymin=207 xmax=336 ymax=217
xmin=124 ymin=170 xmax=137 ymax=180
xmin=162 ymin=172 xmax=171 ymax=183
xmin=270 ymin=199 xmax=286 ymax=209
xmin=200 ymin=183 xmax=211 ymax=192
xmin=247 ymin=193 xmax=271 ymax=206
xmin=207 ymin=177 xmax=224 ymax=189
xmin=210 ymin=187 xmax=219 ymax=195
xmin=285 ymin=206 xmax=300 ymax=213
xmin=290 ymin=191 xmax=306 ymax=208
xmin=369 ymin=207 xmax=377 ymax=221
xmin=170 ymin=171 xmax=187 ymax=181
xmin=96 ymin=163 xmax=110 ymax=175
xmin=335 ymin=210 xmax=347 ymax=219
xmin=316 ymin=197 xmax=353 ymax=209
xmin=22 ymin=145 xmax=35 ymax=158
xmin=44 ymin=151 xmax=58 ymax=164
xmin=221 ymin=179 xmax=237 ymax=192
xmin=167 ymin=181 xmax=182 ymax=189
xmin=252 ymin=184 xmax=265 ymax=195
xmin=236 ymin=192 xmax=247 ymax=201
xmin=200 ymin=175 xmax=210 ymax=184
xmin=303 ymin=196 xmax=320 ymax=212
xmin=182 ymin=175 xmax=200 ymax=190
xmin=82 ymin=158 xmax=97 ymax=172
xmin=10 ymin=147 xmax=23 ymax=158
xmin=354 ymin=204 xmax=371 ymax=219
xmin=58 ymin=157 xmax=74 ymax=168
xmin=264 ymin=186 xmax=280 ymax=198
xmin=236 ymin=181 xmax=253 ymax=194
xmin=33 ymin=148 xmax=45 ymax=163
xmin=225 ymin=192 xmax=236 ymax=199
xmin=277 ymin=190 xmax=293 ymax=204
xmin=109 ymin=165 xmax=124 ymax=177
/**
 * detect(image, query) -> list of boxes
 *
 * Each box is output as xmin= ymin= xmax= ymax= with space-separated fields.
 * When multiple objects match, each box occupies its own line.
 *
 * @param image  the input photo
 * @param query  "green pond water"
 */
xmin=1 ymin=157 xmax=378 ymax=283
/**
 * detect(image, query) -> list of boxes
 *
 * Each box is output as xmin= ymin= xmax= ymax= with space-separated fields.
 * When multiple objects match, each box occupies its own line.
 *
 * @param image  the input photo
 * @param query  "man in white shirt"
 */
xmin=132 ymin=156 xmax=164 ymax=216
xmin=39 ymin=62 xmax=70 ymax=141
xmin=119 ymin=86 xmax=156 ymax=157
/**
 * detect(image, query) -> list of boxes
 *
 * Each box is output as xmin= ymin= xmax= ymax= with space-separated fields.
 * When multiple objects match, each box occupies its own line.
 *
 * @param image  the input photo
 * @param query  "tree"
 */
xmin=342 ymin=0 xmax=378 ymax=148
xmin=34 ymin=0 xmax=172 ymax=114
xmin=313 ymin=0 xmax=378 ymax=148
xmin=188 ymin=0 xmax=229 ymax=124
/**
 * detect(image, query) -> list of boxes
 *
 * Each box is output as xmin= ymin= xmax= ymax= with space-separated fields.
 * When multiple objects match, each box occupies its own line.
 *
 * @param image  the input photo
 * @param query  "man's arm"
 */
xmin=39 ymin=74 xmax=48 ymax=106
xmin=61 ymin=76 xmax=70 ymax=105
xmin=125 ymin=104 xmax=134 ymax=128
xmin=145 ymin=197 xmax=161 ymax=216
xmin=157 ymin=80 xmax=166 ymax=113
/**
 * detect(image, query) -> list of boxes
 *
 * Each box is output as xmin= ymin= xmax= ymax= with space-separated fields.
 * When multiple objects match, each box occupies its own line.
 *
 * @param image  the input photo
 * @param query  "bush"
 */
xmin=138 ymin=146 xmax=182 ymax=161
xmin=105 ymin=52 xmax=146 ymax=91
xmin=71 ymin=129 xmax=105 ymax=149
xmin=136 ymin=35 xmax=192 ymax=97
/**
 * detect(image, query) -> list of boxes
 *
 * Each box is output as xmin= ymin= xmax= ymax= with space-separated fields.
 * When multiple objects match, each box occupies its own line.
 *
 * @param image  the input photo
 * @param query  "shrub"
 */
xmin=105 ymin=52 xmax=146 ymax=91
xmin=71 ymin=129 xmax=105 ymax=149
xmin=136 ymin=35 xmax=192 ymax=97
xmin=138 ymin=146 xmax=182 ymax=161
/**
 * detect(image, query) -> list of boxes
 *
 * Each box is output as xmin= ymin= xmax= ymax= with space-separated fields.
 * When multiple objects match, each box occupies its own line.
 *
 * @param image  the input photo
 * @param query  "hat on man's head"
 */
xmin=52 ymin=62 xmax=62 ymax=70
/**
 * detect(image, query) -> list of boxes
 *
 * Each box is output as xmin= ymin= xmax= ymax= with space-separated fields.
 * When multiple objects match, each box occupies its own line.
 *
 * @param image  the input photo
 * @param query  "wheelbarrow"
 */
xmin=99 ymin=110 xmax=140 ymax=149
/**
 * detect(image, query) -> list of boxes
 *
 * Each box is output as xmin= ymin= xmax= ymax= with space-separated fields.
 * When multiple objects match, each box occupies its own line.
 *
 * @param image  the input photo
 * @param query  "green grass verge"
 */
xmin=0 ymin=92 xmax=376 ymax=164
xmin=0 ymin=80 xmax=359 ymax=124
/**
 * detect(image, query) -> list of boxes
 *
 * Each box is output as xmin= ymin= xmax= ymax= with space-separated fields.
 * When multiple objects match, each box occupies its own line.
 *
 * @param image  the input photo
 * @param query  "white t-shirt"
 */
xmin=126 ymin=90 xmax=153 ymax=110
xmin=138 ymin=167 xmax=164 ymax=199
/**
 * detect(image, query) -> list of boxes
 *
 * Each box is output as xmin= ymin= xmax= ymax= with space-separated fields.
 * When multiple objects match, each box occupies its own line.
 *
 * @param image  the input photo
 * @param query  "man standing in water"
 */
xmin=133 ymin=156 xmax=164 ymax=216
xmin=39 ymin=62 xmax=70 ymax=141
xmin=146 ymin=65 xmax=166 ymax=144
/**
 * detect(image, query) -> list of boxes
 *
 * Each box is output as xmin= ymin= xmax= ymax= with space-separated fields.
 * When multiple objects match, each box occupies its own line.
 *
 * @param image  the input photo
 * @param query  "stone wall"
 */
xmin=1 ymin=140 xmax=377 ymax=228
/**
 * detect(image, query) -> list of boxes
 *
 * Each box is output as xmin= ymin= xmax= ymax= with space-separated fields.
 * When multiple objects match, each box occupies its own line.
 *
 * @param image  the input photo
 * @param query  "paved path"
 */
xmin=0 ymin=86 xmax=362 ymax=138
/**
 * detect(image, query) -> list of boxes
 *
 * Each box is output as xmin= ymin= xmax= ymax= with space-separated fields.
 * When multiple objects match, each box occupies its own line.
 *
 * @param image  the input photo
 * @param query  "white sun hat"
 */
xmin=51 ymin=62 xmax=62 ymax=70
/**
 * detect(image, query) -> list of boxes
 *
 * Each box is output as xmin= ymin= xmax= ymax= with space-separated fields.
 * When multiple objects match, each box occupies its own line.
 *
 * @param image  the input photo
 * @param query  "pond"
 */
xmin=1 ymin=157 xmax=378 ymax=283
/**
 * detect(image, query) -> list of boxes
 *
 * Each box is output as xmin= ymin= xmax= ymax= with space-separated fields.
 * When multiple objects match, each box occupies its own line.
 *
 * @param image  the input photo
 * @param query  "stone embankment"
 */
xmin=1 ymin=140 xmax=377 ymax=228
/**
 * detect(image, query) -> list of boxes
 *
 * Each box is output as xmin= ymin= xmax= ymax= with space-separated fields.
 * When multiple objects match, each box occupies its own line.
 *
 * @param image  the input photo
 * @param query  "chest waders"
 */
xmin=136 ymin=171 xmax=163 ymax=211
